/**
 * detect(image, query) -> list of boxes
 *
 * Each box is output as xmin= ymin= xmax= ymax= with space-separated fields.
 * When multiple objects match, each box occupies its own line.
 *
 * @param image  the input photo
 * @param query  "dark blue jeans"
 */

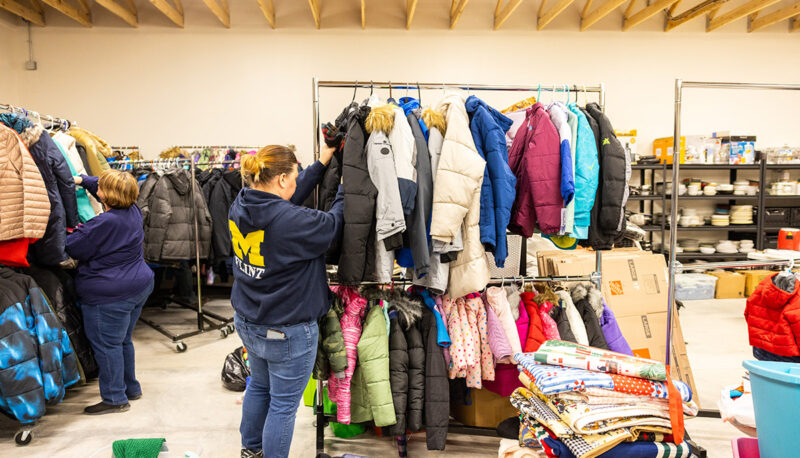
xmin=82 ymin=279 xmax=154 ymax=405
xmin=234 ymin=313 xmax=318 ymax=457
xmin=753 ymin=346 xmax=800 ymax=363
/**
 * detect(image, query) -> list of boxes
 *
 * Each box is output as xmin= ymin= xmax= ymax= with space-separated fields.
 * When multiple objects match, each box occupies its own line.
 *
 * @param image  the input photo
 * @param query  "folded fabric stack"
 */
xmin=510 ymin=341 xmax=697 ymax=458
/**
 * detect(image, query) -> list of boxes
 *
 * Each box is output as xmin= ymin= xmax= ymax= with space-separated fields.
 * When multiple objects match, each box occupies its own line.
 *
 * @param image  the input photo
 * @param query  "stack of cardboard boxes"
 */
xmin=538 ymin=248 xmax=698 ymax=398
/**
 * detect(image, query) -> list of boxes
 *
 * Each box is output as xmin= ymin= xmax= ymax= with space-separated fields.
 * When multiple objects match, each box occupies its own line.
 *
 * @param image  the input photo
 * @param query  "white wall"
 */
xmin=2 ymin=0 xmax=800 ymax=163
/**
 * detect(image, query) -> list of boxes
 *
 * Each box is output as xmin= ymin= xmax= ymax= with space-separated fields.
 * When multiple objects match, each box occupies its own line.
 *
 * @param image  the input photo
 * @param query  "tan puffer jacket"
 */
xmin=68 ymin=127 xmax=110 ymax=176
xmin=430 ymin=92 xmax=489 ymax=298
xmin=0 ymin=125 xmax=50 ymax=240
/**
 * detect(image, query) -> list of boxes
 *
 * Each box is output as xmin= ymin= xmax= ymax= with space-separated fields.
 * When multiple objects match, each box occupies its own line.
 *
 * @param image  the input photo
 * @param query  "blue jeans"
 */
xmin=234 ymin=313 xmax=318 ymax=457
xmin=82 ymin=279 xmax=154 ymax=405
xmin=753 ymin=346 xmax=800 ymax=363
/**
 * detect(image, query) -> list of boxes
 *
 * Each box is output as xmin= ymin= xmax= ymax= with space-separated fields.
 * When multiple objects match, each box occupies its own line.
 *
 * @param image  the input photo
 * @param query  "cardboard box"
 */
xmin=723 ymin=141 xmax=756 ymax=164
xmin=654 ymin=136 xmax=685 ymax=164
xmin=617 ymin=311 xmax=668 ymax=362
xmin=450 ymin=387 xmax=518 ymax=428
xmin=736 ymin=269 xmax=777 ymax=297
xmin=708 ymin=271 xmax=746 ymax=299
xmin=600 ymin=253 xmax=668 ymax=316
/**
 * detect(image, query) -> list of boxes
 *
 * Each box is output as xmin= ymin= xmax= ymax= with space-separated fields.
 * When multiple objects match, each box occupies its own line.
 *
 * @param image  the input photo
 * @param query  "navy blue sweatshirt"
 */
xmin=66 ymin=175 xmax=154 ymax=305
xmin=229 ymin=161 xmax=344 ymax=326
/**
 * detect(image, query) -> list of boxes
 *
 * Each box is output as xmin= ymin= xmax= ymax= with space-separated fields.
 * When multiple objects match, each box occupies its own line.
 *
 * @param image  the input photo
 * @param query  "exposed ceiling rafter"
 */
xmin=0 ymin=0 xmax=45 ymax=25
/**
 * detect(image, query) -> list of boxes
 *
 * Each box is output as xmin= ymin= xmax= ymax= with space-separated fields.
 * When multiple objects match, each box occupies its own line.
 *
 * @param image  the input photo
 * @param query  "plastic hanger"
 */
xmin=537 ymin=84 xmax=541 ymax=102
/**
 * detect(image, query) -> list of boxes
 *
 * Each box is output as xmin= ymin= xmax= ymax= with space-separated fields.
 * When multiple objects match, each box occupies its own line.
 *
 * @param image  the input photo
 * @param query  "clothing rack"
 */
xmin=110 ymin=156 xmax=237 ymax=351
xmin=311 ymin=77 xmax=607 ymax=457
xmin=667 ymin=80 xmax=800 ymax=368
xmin=0 ymin=102 xmax=74 ymax=130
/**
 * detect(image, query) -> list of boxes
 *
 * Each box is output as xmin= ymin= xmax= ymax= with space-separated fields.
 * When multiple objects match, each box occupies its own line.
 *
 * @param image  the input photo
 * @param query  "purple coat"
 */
xmin=600 ymin=299 xmax=633 ymax=355
xmin=508 ymin=103 xmax=562 ymax=236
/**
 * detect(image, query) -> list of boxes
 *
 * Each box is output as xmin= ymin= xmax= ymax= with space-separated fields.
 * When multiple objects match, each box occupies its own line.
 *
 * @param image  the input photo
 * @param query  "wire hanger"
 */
xmin=389 ymin=81 xmax=392 ymax=100
xmin=352 ymin=80 xmax=359 ymax=103
xmin=417 ymin=82 xmax=422 ymax=104
xmin=370 ymin=80 xmax=374 ymax=96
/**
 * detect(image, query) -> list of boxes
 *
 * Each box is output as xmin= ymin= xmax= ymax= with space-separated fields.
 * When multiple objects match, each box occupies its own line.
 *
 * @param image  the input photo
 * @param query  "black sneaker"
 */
xmin=127 ymin=393 xmax=142 ymax=401
xmin=241 ymin=449 xmax=263 ymax=458
xmin=83 ymin=401 xmax=130 ymax=415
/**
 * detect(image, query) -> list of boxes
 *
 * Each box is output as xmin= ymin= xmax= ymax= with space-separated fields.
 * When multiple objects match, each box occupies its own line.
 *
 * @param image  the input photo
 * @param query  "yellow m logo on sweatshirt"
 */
xmin=229 ymin=220 xmax=265 ymax=267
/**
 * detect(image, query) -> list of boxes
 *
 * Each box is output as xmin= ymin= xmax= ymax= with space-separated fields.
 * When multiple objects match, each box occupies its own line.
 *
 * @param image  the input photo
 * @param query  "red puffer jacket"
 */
xmin=521 ymin=292 xmax=546 ymax=352
xmin=744 ymin=274 xmax=800 ymax=357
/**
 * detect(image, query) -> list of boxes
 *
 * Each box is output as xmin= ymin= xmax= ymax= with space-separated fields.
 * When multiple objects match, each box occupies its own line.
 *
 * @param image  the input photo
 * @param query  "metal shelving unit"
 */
xmin=663 ymin=225 xmax=759 ymax=232
xmin=674 ymin=252 xmax=749 ymax=260
xmin=766 ymin=164 xmax=800 ymax=169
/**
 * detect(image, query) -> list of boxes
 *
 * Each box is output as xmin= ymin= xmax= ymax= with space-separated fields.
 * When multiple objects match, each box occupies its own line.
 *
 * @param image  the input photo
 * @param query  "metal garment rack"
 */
xmin=111 ymin=156 xmax=240 ymax=351
xmin=667 ymin=80 xmax=800 ymax=366
xmin=311 ymin=78 xmax=607 ymax=457
xmin=0 ymin=102 xmax=74 ymax=130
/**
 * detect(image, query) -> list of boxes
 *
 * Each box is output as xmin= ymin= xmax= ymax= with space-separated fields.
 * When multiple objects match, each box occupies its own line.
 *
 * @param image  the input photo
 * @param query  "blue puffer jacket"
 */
xmin=569 ymin=104 xmax=599 ymax=240
xmin=465 ymin=96 xmax=516 ymax=268
xmin=0 ymin=268 xmax=80 ymax=424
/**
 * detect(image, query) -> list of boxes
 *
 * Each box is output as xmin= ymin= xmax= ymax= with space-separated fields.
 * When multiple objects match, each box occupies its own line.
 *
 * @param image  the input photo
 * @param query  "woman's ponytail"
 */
xmin=241 ymin=145 xmax=298 ymax=187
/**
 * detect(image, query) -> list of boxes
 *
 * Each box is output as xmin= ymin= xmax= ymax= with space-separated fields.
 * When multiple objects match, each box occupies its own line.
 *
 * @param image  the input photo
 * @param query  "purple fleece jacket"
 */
xmin=600 ymin=299 xmax=633 ymax=355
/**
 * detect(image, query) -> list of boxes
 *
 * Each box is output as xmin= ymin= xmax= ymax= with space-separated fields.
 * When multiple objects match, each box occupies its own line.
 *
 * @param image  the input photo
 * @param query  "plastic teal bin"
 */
xmin=742 ymin=360 xmax=800 ymax=458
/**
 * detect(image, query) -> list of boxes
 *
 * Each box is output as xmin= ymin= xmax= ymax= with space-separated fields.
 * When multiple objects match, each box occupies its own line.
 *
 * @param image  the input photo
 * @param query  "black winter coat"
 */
xmin=338 ymin=103 xmax=377 ymax=283
xmin=138 ymin=168 xmax=212 ymax=262
xmin=549 ymin=304 xmax=577 ymax=343
xmin=571 ymin=284 xmax=609 ymax=350
xmin=407 ymin=111 xmax=432 ymax=278
xmin=208 ymin=169 xmax=242 ymax=263
xmin=421 ymin=307 xmax=448 ymax=450
xmin=318 ymin=111 xmax=347 ymax=265
xmin=24 ymin=265 xmax=98 ymax=380
xmin=386 ymin=295 xmax=425 ymax=437
xmin=585 ymin=103 xmax=628 ymax=250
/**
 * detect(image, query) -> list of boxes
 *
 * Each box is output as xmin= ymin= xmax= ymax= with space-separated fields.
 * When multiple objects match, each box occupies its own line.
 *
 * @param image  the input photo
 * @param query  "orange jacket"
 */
xmin=745 ymin=274 xmax=800 ymax=357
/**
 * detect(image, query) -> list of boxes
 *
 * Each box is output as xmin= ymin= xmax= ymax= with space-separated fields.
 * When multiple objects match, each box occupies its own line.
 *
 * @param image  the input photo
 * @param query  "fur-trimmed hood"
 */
xmin=365 ymin=104 xmax=395 ymax=134
xmin=571 ymin=283 xmax=603 ymax=319
xmin=19 ymin=123 xmax=44 ymax=148
xmin=422 ymin=107 xmax=446 ymax=135
xmin=359 ymin=287 xmax=423 ymax=330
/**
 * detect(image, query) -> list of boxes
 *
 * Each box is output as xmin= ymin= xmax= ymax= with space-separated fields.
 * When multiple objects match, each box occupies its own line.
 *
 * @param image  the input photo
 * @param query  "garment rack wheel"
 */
xmin=175 ymin=341 xmax=188 ymax=353
xmin=15 ymin=427 xmax=33 ymax=446
xmin=220 ymin=327 xmax=230 ymax=338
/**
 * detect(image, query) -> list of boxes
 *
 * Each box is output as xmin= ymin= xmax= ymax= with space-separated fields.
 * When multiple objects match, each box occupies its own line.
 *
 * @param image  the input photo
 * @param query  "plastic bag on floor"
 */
xmin=221 ymin=346 xmax=250 ymax=391
xmin=718 ymin=381 xmax=756 ymax=437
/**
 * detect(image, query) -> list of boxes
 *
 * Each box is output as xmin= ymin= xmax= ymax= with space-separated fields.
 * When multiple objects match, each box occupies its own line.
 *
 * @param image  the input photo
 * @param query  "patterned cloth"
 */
xmin=534 ymin=421 xmax=691 ymax=458
xmin=443 ymin=295 xmax=467 ymax=378
xmin=527 ymin=340 xmax=668 ymax=381
xmin=468 ymin=295 xmax=495 ymax=383
xmin=462 ymin=296 xmax=483 ymax=388
xmin=516 ymin=361 xmax=692 ymax=403
xmin=557 ymin=389 xmax=699 ymax=417
xmin=327 ymin=286 xmax=368 ymax=424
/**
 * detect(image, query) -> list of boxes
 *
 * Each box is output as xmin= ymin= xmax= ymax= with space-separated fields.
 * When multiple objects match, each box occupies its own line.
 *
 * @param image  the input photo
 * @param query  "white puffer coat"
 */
xmin=430 ymin=92 xmax=489 ymax=298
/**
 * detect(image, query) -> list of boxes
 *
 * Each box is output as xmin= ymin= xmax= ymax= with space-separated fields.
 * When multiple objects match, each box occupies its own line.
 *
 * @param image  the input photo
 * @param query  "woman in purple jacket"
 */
xmin=67 ymin=169 xmax=154 ymax=415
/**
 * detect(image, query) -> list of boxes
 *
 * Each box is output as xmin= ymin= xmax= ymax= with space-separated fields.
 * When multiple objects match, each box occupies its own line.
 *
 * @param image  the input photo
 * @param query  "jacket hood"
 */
xmin=0 ymin=113 xmax=32 ymax=136
xmin=465 ymin=95 xmax=514 ymax=133
xmin=399 ymin=97 xmax=421 ymax=117
xmin=762 ymin=273 xmax=800 ymax=308
xmin=571 ymin=283 xmax=603 ymax=319
xmin=222 ymin=169 xmax=243 ymax=192
xmin=391 ymin=293 xmax=424 ymax=329
xmin=435 ymin=91 xmax=467 ymax=118
xmin=160 ymin=146 xmax=188 ymax=159
xmin=365 ymin=104 xmax=395 ymax=134
xmin=422 ymin=107 xmax=446 ymax=134
xmin=164 ymin=168 xmax=191 ymax=196
xmin=20 ymin=123 xmax=44 ymax=148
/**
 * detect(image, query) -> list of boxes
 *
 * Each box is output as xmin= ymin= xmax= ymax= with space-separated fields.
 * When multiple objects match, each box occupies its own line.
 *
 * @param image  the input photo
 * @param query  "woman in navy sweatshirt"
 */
xmin=66 ymin=169 xmax=154 ymax=415
xmin=229 ymin=144 xmax=342 ymax=458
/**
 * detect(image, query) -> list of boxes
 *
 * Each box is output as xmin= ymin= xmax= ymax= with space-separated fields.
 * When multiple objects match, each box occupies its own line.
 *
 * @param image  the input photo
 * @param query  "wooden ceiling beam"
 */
xmin=793 ymin=16 xmax=800 ymax=30
xmin=665 ymin=0 xmax=727 ymax=31
xmin=308 ymin=0 xmax=320 ymax=29
xmin=0 ymin=0 xmax=45 ymax=25
xmin=40 ymin=0 xmax=91 ymax=26
xmin=202 ymin=0 xmax=230 ymax=28
xmin=95 ymin=0 xmax=137 ymax=27
xmin=623 ymin=0 xmax=679 ymax=30
xmin=406 ymin=0 xmax=418 ymax=29
xmin=256 ymin=0 xmax=275 ymax=28
xmin=494 ymin=0 xmax=523 ymax=30
xmin=450 ymin=0 xmax=469 ymax=29
xmin=748 ymin=2 xmax=800 ymax=31
xmin=707 ymin=0 xmax=780 ymax=32
xmin=538 ymin=0 xmax=575 ymax=30
xmin=360 ymin=0 xmax=365 ymax=29
xmin=581 ymin=0 xmax=627 ymax=30
xmin=149 ymin=0 xmax=183 ymax=27
xmin=667 ymin=0 xmax=682 ymax=15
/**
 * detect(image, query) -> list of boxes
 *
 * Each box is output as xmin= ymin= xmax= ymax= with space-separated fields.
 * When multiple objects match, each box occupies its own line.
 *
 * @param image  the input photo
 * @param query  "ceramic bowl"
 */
xmin=700 ymin=246 xmax=716 ymax=254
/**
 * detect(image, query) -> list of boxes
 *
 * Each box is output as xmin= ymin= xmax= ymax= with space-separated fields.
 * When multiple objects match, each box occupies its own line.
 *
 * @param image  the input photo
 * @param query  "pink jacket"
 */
xmin=486 ymin=287 xmax=522 ymax=360
xmin=327 ymin=286 xmax=368 ymax=424
xmin=538 ymin=301 xmax=561 ymax=340
xmin=507 ymin=103 xmax=562 ymax=236
xmin=483 ymin=294 xmax=513 ymax=362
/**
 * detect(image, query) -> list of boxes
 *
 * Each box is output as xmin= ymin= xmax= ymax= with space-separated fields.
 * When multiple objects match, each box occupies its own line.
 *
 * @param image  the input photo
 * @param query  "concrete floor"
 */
xmin=0 ymin=298 xmax=749 ymax=457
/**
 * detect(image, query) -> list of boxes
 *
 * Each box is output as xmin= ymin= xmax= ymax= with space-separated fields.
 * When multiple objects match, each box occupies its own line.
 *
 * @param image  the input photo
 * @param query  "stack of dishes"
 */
xmin=680 ymin=239 xmax=701 ymax=253
xmin=734 ymin=180 xmax=751 ymax=196
xmin=711 ymin=214 xmax=731 ymax=226
xmin=700 ymin=243 xmax=716 ymax=254
xmin=717 ymin=240 xmax=739 ymax=254
xmin=718 ymin=184 xmax=734 ymax=195
xmin=739 ymin=240 xmax=755 ymax=254
xmin=704 ymin=184 xmax=717 ymax=196
xmin=731 ymin=205 xmax=754 ymax=225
